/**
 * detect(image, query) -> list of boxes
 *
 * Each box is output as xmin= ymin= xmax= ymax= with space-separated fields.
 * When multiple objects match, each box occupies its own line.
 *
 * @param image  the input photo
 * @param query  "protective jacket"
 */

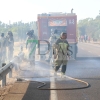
xmin=49 ymin=33 xmax=57 ymax=45
xmin=0 ymin=37 xmax=7 ymax=62
xmin=53 ymin=38 xmax=69 ymax=66
xmin=6 ymin=35 xmax=14 ymax=60
xmin=0 ymin=37 xmax=7 ymax=50
xmin=26 ymin=35 xmax=36 ymax=64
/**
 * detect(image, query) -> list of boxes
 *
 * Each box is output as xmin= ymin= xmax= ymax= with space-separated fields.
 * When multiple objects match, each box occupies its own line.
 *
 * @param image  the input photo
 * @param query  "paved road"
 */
xmin=1 ymin=42 xmax=100 ymax=100
xmin=77 ymin=42 xmax=100 ymax=57
xmin=2 ymin=58 xmax=100 ymax=100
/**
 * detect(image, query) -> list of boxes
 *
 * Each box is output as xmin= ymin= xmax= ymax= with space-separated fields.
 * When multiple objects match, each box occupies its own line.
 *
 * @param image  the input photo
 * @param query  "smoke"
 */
xmin=11 ymin=55 xmax=54 ymax=81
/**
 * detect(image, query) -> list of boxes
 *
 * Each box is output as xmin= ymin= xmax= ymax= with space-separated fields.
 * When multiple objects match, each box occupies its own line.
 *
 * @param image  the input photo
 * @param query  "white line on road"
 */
xmin=80 ymin=42 xmax=100 ymax=48
xmin=50 ymin=69 xmax=58 ymax=100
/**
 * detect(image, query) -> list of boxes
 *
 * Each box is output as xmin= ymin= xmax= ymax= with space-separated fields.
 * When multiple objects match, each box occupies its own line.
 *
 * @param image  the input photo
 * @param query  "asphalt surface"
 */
xmin=77 ymin=42 xmax=100 ymax=57
xmin=2 ymin=58 xmax=100 ymax=100
xmin=3 ymin=60 xmax=100 ymax=100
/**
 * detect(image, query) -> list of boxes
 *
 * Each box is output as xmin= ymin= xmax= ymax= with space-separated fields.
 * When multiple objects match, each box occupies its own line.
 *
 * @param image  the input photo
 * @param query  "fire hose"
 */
xmin=14 ymin=44 xmax=90 ymax=90
xmin=15 ymin=60 xmax=90 ymax=90
xmin=16 ymin=76 xmax=90 ymax=90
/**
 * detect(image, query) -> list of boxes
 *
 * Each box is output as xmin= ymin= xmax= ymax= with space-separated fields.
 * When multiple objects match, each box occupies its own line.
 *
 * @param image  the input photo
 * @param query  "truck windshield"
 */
xmin=49 ymin=26 xmax=67 ymax=37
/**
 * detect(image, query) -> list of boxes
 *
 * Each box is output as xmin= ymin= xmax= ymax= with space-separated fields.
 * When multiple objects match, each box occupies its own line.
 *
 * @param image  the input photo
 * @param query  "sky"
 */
xmin=0 ymin=0 xmax=100 ymax=24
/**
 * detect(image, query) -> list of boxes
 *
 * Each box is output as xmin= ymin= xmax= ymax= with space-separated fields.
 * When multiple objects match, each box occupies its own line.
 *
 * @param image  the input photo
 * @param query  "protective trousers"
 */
xmin=1 ymin=48 xmax=6 ymax=62
xmin=8 ymin=45 xmax=14 ymax=61
xmin=28 ymin=43 xmax=36 ymax=65
xmin=54 ymin=65 xmax=67 ymax=74
xmin=54 ymin=52 xmax=68 ymax=66
xmin=54 ymin=52 xmax=68 ymax=74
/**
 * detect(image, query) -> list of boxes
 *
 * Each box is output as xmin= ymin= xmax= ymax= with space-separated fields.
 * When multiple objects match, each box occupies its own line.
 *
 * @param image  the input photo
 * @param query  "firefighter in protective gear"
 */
xmin=6 ymin=31 xmax=14 ymax=61
xmin=48 ymin=29 xmax=57 ymax=61
xmin=26 ymin=30 xmax=36 ymax=65
xmin=49 ymin=29 xmax=57 ymax=45
xmin=53 ymin=32 xmax=70 ymax=77
xmin=0 ymin=33 xmax=7 ymax=63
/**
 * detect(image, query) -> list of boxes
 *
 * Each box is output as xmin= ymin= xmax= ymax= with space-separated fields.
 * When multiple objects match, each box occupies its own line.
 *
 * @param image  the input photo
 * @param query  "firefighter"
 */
xmin=49 ymin=29 xmax=57 ymax=44
xmin=0 ymin=33 xmax=7 ymax=63
xmin=48 ymin=29 xmax=57 ymax=61
xmin=6 ymin=31 xmax=14 ymax=61
xmin=53 ymin=32 xmax=70 ymax=78
xmin=26 ymin=30 xmax=36 ymax=65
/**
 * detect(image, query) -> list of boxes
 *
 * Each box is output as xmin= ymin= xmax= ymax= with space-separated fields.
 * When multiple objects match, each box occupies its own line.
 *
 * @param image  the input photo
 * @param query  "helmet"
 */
xmin=7 ymin=31 xmax=13 ymax=36
xmin=1 ymin=33 xmax=4 ymax=37
xmin=26 ymin=30 xmax=34 ymax=36
xmin=60 ymin=32 xmax=67 ymax=37
xmin=30 ymin=30 xmax=34 ymax=34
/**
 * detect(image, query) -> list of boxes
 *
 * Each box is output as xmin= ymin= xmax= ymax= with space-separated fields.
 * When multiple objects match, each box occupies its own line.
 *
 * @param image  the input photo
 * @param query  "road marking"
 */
xmin=50 ymin=69 xmax=58 ymax=100
xmin=81 ymin=42 xmax=100 ymax=48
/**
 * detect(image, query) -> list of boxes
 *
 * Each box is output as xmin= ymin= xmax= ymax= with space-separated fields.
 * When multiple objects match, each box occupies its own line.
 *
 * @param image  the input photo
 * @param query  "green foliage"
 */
xmin=0 ymin=21 xmax=38 ymax=42
xmin=78 ymin=16 xmax=100 ymax=40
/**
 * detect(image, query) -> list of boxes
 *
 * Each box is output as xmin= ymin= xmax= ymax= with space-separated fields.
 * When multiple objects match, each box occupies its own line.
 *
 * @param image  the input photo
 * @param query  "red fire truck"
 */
xmin=37 ymin=12 xmax=78 ymax=59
